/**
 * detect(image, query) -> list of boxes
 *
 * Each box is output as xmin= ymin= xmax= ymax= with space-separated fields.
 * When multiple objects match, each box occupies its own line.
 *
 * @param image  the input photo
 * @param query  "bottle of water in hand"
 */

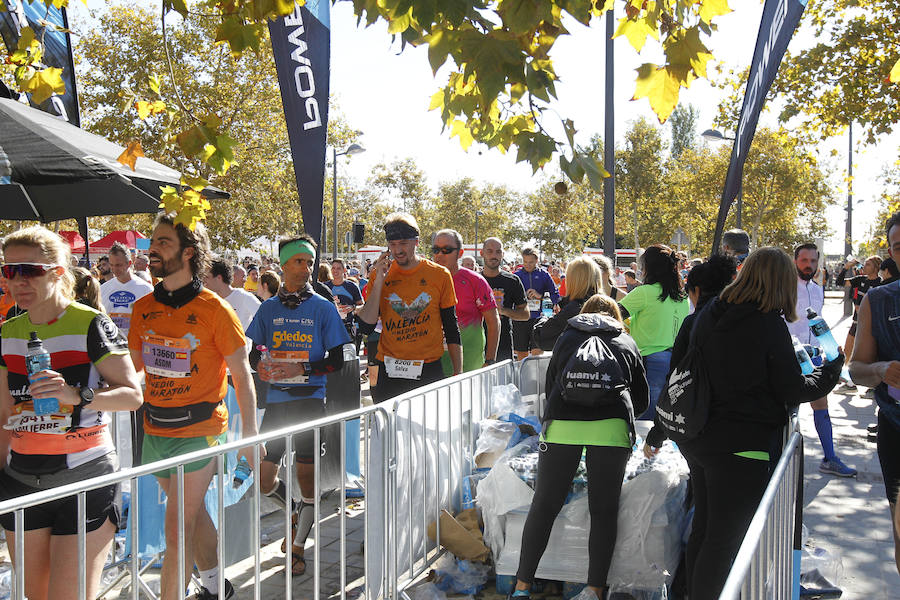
xmin=26 ymin=332 xmax=58 ymax=415
xmin=541 ymin=292 xmax=553 ymax=318
xmin=792 ymin=336 xmax=815 ymax=375
xmin=806 ymin=308 xmax=839 ymax=361
xmin=233 ymin=456 xmax=252 ymax=489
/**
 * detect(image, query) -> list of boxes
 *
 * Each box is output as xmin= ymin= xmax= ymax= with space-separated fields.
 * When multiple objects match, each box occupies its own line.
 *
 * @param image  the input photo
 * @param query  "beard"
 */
xmin=797 ymin=268 xmax=815 ymax=281
xmin=148 ymin=252 xmax=184 ymax=278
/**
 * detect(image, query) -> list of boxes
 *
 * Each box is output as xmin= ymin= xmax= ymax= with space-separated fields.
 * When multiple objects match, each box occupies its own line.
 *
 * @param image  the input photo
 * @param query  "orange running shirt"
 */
xmin=128 ymin=288 xmax=246 ymax=438
xmin=377 ymin=259 xmax=457 ymax=363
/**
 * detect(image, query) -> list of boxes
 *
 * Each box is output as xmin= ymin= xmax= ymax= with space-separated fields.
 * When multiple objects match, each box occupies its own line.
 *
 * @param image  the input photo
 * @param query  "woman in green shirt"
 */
xmin=619 ymin=244 xmax=689 ymax=420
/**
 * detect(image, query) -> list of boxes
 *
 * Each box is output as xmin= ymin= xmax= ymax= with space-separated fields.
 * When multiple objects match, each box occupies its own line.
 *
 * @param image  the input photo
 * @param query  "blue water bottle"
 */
xmin=803 ymin=344 xmax=822 ymax=359
xmin=541 ymin=292 xmax=553 ymax=318
xmin=26 ymin=332 xmax=58 ymax=415
xmin=792 ymin=336 xmax=815 ymax=375
xmin=232 ymin=456 xmax=252 ymax=489
xmin=806 ymin=308 xmax=839 ymax=361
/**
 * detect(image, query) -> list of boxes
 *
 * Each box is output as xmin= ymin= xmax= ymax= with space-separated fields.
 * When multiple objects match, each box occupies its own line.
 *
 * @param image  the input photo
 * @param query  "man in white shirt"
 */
xmin=205 ymin=258 xmax=261 ymax=332
xmin=99 ymin=242 xmax=154 ymax=338
xmin=133 ymin=254 xmax=152 ymax=283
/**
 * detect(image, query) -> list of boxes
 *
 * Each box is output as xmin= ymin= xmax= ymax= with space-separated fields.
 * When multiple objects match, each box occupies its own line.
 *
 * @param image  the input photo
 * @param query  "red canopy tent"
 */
xmin=90 ymin=230 xmax=147 ymax=252
xmin=58 ymin=230 xmax=86 ymax=254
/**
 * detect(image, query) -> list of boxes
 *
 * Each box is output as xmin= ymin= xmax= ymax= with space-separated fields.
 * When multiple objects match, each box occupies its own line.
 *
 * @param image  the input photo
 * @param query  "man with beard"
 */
xmin=128 ymin=213 xmax=261 ymax=600
xmin=246 ymin=235 xmax=349 ymax=576
xmin=786 ymin=242 xmax=857 ymax=477
xmin=97 ymin=255 xmax=113 ymax=283
xmin=480 ymin=237 xmax=529 ymax=362
xmin=357 ymin=212 xmax=461 ymax=402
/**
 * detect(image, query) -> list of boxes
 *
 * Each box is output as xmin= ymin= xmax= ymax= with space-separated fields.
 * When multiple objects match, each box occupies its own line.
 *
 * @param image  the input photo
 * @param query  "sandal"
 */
xmin=291 ymin=552 xmax=306 ymax=576
xmin=280 ymin=512 xmax=299 ymax=553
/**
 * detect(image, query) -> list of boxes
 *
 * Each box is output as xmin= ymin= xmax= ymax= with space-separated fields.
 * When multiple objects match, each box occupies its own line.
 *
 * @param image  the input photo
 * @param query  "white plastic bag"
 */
xmin=491 ymin=383 xmax=522 ymax=416
xmin=412 ymin=582 xmax=447 ymax=600
xmin=473 ymin=420 xmax=517 ymax=468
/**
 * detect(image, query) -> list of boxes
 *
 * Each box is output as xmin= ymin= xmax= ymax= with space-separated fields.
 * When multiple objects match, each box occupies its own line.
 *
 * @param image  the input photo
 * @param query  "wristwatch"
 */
xmin=78 ymin=386 xmax=94 ymax=408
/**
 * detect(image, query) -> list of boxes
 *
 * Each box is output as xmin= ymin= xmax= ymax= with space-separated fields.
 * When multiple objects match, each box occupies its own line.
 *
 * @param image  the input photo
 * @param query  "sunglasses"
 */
xmin=1 ymin=263 xmax=61 ymax=279
xmin=432 ymin=246 xmax=459 ymax=255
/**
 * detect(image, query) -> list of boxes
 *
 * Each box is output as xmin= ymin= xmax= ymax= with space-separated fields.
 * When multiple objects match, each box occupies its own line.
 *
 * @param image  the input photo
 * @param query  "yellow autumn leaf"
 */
xmin=698 ymin=0 xmax=731 ymax=25
xmin=451 ymin=120 xmax=475 ymax=151
xmin=632 ymin=63 xmax=680 ymax=123
xmin=614 ymin=15 xmax=658 ymax=53
xmin=665 ymin=26 xmax=713 ymax=78
xmin=19 ymin=67 xmax=65 ymax=104
xmin=116 ymin=140 xmax=145 ymax=170
xmin=891 ymin=58 xmax=900 ymax=83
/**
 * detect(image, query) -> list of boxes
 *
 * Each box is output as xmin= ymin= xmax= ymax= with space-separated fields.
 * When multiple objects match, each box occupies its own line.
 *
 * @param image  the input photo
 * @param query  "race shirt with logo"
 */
xmin=377 ymin=259 xmax=457 ymax=363
xmin=128 ymin=288 xmax=246 ymax=438
xmin=325 ymin=280 xmax=362 ymax=323
xmin=483 ymin=271 xmax=527 ymax=361
xmin=100 ymin=276 xmax=153 ymax=337
xmin=245 ymin=293 xmax=349 ymax=402
xmin=0 ymin=303 xmax=127 ymax=473
xmin=453 ymin=268 xmax=497 ymax=328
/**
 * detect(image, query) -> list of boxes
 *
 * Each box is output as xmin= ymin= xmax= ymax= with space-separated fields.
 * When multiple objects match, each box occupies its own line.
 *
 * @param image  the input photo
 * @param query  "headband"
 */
xmin=279 ymin=240 xmax=317 ymax=266
xmin=384 ymin=221 xmax=419 ymax=241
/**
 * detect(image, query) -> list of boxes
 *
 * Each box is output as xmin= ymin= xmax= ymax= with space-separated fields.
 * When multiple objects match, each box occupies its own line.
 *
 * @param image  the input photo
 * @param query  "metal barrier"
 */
xmin=515 ymin=353 xmax=551 ymax=422
xmin=387 ymin=361 xmax=516 ymax=600
xmin=719 ymin=415 xmax=804 ymax=599
xmin=0 ymin=403 xmax=390 ymax=600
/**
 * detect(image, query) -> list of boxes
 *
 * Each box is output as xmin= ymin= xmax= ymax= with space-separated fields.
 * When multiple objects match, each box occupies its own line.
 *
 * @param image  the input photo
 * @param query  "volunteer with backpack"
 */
xmin=512 ymin=294 xmax=649 ymax=600
xmin=618 ymin=244 xmax=689 ymax=420
xmin=667 ymin=248 xmax=842 ymax=600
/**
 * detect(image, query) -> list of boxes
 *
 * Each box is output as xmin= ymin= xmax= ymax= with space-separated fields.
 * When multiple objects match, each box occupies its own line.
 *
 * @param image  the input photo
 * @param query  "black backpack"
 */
xmin=558 ymin=335 xmax=629 ymax=408
xmin=655 ymin=325 xmax=712 ymax=443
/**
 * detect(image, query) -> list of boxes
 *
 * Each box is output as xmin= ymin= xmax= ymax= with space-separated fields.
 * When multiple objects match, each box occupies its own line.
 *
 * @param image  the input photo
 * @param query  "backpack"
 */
xmin=655 ymin=328 xmax=712 ymax=443
xmin=558 ymin=335 xmax=629 ymax=408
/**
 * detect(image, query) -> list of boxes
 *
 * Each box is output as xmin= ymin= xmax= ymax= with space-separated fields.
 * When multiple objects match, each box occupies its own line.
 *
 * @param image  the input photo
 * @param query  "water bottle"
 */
xmin=26 ymin=332 xmax=58 ymax=415
xmin=541 ymin=292 xmax=553 ymax=318
xmin=792 ymin=336 xmax=814 ymax=375
xmin=803 ymin=344 xmax=822 ymax=359
xmin=806 ymin=308 xmax=839 ymax=361
xmin=232 ymin=456 xmax=252 ymax=488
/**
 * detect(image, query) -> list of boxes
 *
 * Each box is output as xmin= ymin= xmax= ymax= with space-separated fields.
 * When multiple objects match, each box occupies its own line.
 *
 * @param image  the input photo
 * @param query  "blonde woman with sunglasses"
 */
xmin=0 ymin=226 xmax=142 ymax=600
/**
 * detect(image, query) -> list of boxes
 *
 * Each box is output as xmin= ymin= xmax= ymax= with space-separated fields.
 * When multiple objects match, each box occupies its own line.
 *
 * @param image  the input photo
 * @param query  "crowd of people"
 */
xmin=2 ymin=211 xmax=900 ymax=599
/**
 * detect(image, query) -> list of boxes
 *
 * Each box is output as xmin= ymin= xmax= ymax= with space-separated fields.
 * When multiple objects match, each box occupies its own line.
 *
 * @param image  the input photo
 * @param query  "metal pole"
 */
xmin=474 ymin=212 xmax=479 ymax=259
xmin=845 ymin=123 xmax=853 ymax=316
xmin=736 ymin=183 xmax=743 ymax=229
xmin=602 ymin=5 xmax=616 ymax=261
xmin=333 ymin=147 xmax=339 ymax=260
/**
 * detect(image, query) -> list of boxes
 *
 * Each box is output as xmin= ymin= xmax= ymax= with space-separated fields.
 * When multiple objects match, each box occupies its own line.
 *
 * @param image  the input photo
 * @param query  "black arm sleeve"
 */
xmin=249 ymin=345 xmax=262 ymax=370
xmin=441 ymin=306 xmax=461 ymax=345
xmin=308 ymin=344 xmax=346 ymax=376
xmin=770 ymin=321 xmax=844 ymax=407
xmin=357 ymin=316 xmax=376 ymax=335
xmin=836 ymin=268 xmax=848 ymax=287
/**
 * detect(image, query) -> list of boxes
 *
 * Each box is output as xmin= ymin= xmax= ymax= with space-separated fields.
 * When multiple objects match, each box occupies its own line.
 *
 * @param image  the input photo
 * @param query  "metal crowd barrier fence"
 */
xmin=386 ymin=361 xmax=517 ymax=600
xmin=0 ymin=403 xmax=391 ymax=600
xmin=719 ymin=414 xmax=804 ymax=600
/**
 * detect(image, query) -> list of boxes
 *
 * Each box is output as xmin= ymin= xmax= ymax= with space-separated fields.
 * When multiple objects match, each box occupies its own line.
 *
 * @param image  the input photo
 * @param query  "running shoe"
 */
xmin=819 ymin=458 xmax=857 ymax=477
xmin=193 ymin=579 xmax=235 ymax=600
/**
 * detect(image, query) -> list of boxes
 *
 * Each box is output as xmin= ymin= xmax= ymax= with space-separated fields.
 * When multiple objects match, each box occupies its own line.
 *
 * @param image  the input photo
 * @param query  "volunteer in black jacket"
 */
xmin=644 ymin=254 xmax=737 ymax=455
xmin=680 ymin=247 xmax=843 ymax=600
xmin=532 ymin=256 xmax=603 ymax=351
xmin=512 ymin=294 xmax=649 ymax=600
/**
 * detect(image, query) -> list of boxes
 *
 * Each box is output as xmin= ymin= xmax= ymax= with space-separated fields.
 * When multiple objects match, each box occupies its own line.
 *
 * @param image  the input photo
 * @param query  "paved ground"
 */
xmin=801 ymin=293 xmax=900 ymax=598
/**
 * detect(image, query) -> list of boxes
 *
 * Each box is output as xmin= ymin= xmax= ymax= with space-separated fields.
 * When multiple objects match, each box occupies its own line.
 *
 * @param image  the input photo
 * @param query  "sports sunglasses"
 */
xmin=1 ymin=263 xmax=62 ymax=279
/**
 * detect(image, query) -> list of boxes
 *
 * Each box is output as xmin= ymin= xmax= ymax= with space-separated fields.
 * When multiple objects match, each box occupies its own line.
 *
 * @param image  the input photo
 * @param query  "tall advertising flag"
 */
xmin=710 ymin=0 xmax=807 ymax=252
xmin=0 ymin=0 xmax=80 ymax=125
xmin=269 ymin=0 xmax=330 ymax=245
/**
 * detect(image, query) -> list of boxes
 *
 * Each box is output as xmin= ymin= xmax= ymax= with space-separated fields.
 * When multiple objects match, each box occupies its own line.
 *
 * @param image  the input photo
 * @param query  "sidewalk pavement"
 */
xmin=803 ymin=294 xmax=900 ymax=598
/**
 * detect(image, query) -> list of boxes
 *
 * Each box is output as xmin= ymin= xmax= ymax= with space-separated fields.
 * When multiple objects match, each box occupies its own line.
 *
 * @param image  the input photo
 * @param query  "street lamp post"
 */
xmin=332 ymin=143 xmax=366 ymax=260
xmin=701 ymin=128 xmax=744 ymax=229
xmin=474 ymin=210 xmax=483 ymax=260
xmin=844 ymin=122 xmax=854 ymax=316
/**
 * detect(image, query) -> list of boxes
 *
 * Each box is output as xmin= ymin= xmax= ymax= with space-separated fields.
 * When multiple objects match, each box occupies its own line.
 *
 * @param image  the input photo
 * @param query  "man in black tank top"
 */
xmin=849 ymin=211 xmax=900 ymax=576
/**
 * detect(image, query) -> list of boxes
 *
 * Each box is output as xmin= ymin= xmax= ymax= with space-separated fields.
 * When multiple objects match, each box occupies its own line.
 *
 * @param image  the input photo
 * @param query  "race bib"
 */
xmin=4 ymin=404 xmax=73 ymax=434
xmin=142 ymin=334 xmax=192 ymax=378
xmin=109 ymin=312 xmax=131 ymax=333
xmin=337 ymin=303 xmax=355 ymax=318
xmin=526 ymin=298 xmax=540 ymax=312
xmin=269 ymin=350 xmax=310 ymax=384
xmin=384 ymin=356 xmax=424 ymax=380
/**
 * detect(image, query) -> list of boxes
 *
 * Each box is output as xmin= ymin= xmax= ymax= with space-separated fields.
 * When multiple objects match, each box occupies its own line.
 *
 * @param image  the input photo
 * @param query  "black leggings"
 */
xmin=516 ymin=443 xmax=630 ymax=588
xmin=877 ymin=411 xmax=900 ymax=504
xmin=683 ymin=449 xmax=770 ymax=600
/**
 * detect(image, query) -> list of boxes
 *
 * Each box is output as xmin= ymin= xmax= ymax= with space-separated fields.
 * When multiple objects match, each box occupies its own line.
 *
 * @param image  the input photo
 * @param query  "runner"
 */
xmin=721 ymin=228 xmax=751 ymax=267
xmin=128 ymin=214 xmax=261 ymax=600
xmin=325 ymin=258 xmax=363 ymax=345
xmin=357 ymin=213 xmax=461 ymax=402
xmin=133 ymin=254 xmax=153 ymax=283
xmin=787 ymin=242 xmax=856 ymax=477
xmin=246 ymin=235 xmax=349 ymax=576
xmin=0 ymin=226 xmax=142 ymax=600
xmin=204 ymin=259 xmax=261 ymax=333
xmin=431 ymin=229 xmax=499 ymax=372
xmin=232 ymin=265 xmax=247 ymax=290
xmin=243 ymin=265 xmax=260 ymax=293
xmin=513 ymin=247 xmax=559 ymax=360
xmin=836 ymin=255 xmax=883 ymax=378
xmin=481 ymin=237 xmax=529 ymax=363
xmin=99 ymin=242 xmax=153 ymax=339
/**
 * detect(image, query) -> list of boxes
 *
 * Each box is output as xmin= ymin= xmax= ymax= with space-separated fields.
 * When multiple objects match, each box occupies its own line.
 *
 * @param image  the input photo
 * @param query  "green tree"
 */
xmin=616 ymin=118 xmax=666 ymax=251
xmin=669 ymin=103 xmax=699 ymax=158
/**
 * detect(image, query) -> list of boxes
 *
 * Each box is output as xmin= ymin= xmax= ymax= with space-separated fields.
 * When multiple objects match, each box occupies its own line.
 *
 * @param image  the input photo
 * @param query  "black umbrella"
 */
xmin=0 ymin=97 xmax=228 ymax=223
